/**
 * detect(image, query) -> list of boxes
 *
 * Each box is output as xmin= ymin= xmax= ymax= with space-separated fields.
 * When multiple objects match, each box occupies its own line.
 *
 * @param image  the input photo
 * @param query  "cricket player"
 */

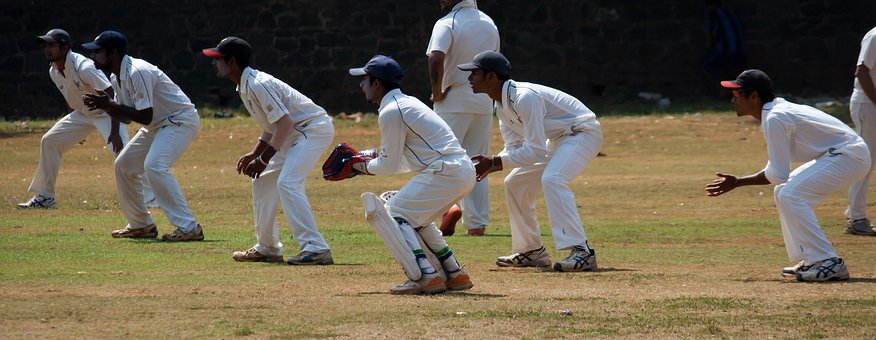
xmin=19 ymin=29 xmax=131 ymax=209
xmin=705 ymin=69 xmax=869 ymax=281
xmin=426 ymin=0 xmax=500 ymax=236
xmin=458 ymin=51 xmax=602 ymax=272
xmin=846 ymin=26 xmax=876 ymax=236
xmin=343 ymin=55 xmax=475 ymax=294
xmin=202 ymin=37 xmax=334 ymax=264
xmin=82 ymin=30 xmax=204 ymax=242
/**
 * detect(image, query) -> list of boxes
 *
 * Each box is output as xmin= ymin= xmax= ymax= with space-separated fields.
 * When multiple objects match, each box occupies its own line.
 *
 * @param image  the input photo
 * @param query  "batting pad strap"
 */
xmin=434 ymin=247 xmax=453 ymax=262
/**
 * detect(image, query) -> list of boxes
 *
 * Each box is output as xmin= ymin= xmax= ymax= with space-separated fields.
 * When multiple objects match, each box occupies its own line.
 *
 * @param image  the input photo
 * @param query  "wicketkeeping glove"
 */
xmin=322 ymin=143 xmax=362 ymax=181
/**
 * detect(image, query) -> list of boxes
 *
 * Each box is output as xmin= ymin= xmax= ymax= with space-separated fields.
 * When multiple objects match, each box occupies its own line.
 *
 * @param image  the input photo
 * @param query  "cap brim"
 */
xmin=457 ymin=62 xmax=479 ymax=71
xmin=348 ymin=68 xmax=367 ymax=76
xmin=720 ymin=81 xmax=742 ymax=89
xmin=81 ymin=42 xmax=102 ymax=50
xmin=36 ymin=35 xmax=55 ymax=44
xmin=202 ymin=48 xmax=225 ymax=58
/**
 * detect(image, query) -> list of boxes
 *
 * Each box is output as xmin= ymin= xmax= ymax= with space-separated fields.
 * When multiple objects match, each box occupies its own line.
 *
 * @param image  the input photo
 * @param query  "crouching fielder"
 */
xmin=705 ymin=69 xmax=869 ymax=282
xmin=333 ymin=55 xmax=475 ymax=294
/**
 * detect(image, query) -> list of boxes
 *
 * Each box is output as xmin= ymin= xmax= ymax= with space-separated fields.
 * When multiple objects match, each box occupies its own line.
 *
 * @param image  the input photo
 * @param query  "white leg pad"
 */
xmin=362 ymin=192 xmax=422 ymax=281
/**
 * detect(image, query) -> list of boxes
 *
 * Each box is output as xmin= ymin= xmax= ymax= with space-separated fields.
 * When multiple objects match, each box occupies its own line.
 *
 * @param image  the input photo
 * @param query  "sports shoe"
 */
xmin=439 ymin=204 xmax=462 ymax=236
xmin=389 ymin=272 xmax=447 ymax=295
xmin=445 ymin=268 xmax=473 ymax=291
xmin=554 ymin=247 xmax=598 ymax=272
xmin=286 ymin=250 xmax=334 ymax=265
xmin=782 ymin=260 xmax=806 ymax=277
xmin=161 ymin=224 xmax=205 ymax=242
xmin=111 ymin=224 xmax=158 ymax=239
xmin=845 ymin=218 xmax=876 ymax=236
xmin=17 ymin=195 xmax=57 ymax=209
xmin=496 ymin=246 xmax=552 ymax=268
xmin=467 ymin=226 xmax=486 ymax=236
xmin=796 ymin=257 xmax=850 ymax=282
xmin=232 ymin=247 xmax=284 ymax=263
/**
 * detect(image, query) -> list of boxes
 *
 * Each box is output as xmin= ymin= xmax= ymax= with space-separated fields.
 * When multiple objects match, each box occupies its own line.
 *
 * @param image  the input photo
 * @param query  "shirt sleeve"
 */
xmin=762 ymin=114 xmax=793 ymax=184
xmin=367 ymin=109 xmax=408 ymax=175
xmin=251 ymin=80 xmax=291 ymax=124
xmin=129 ymin=68 xmax=155 ymax=111
xmin=860 ymin=32 xmax=876 ymax=69
xmin=78 ymin=59 xmax=112 ymax=92
xmin=426 ymin=20 xmax=452 ymax=54
xmin=499 ymin=92 xmax=550 ymax=168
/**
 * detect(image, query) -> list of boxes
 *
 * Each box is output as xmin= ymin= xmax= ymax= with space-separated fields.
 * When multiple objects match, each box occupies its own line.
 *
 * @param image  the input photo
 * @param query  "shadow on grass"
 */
xmin=356 ymin=291 xmax=506 ymax=298
xmin=487 ymin=267 xmax=637 ymax=273
xmin=735 ymin=277 xmax=876 ymax=283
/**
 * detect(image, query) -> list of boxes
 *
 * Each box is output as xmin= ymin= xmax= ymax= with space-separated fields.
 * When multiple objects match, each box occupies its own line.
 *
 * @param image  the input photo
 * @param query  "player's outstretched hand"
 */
xmin=83 ymin=90 xmax=112 ymax=111
xmin=237 ymin=153 xmax=258 ymax=174
xmin=472 ymin=154 xmax=501 ymax=182
xmin=705 ymin=172 xmax=738 ymax=197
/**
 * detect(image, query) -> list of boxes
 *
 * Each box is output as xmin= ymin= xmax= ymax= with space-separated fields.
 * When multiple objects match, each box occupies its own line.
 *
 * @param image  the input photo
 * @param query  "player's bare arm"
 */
xmin=704 ymin=171 xmax=769 ymax=197
xmin=856 ymin=64 xmax=876 ymax=104
xmin=83 ymin=90 xmax=152 ymax=125
xmin=427 ymin=51 xmax=450 ymax=102
xmin=100 ymin=87 xmax=123 ymax=153
xmin=237 ymin=132 xmax=271 ymax=175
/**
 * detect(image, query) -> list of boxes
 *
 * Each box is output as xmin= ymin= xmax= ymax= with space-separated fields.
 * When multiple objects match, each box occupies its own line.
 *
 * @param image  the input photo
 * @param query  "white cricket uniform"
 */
xmin=495 ymin=80 xmax=603 ymax=253
xmin=27 ymin=50 xmax=127 ymax=199
xmin=239 ymin=67 xmax=333 ymax=256
xmin=847 ymin=26 xmax=876 ymax=221
xmin=426 ymin=0 xmax=499 ymax=229
xmin=761 ymin=98 xmax=871 ymax=265
xmin=112 ymin=55 xmax=201 ymax=232
xmin=366 ymin=89 xmax=476 ymax=230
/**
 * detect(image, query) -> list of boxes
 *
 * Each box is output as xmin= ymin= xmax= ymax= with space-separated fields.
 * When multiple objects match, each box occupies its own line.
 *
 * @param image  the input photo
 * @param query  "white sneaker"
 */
xmin=496 ymin=246 xmax=552 ymax=268
xmin=782 ymin=260 xmax=806 ymax=277
xmin=17 ymin=195 xmax=57 ymax=209
xmin=554 ymin=247 xmax=597 ymax=272
xmin=796 ymin=258 xmax=849 ymax=282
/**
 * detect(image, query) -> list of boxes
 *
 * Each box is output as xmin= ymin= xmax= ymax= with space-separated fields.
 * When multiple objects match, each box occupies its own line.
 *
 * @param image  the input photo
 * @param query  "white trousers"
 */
xmin=776 ymin=151 xmax=870 ymax=265
xmin=437 ymin=112 xmax=491 ymax=229
xmin=252 ymin=116 xmax=334 ymax=256
xmin=28 ymin=111 xmax=128 ymax=198
xmin=847 ymin=101 xmax=876 ymax=220
xmin=114 ymin=119 xmax=199 ymax=232
xmin=504 ymin=130 xmax=603 ymax=253
xmin=387 ymin=154 xmax=476 ymax=229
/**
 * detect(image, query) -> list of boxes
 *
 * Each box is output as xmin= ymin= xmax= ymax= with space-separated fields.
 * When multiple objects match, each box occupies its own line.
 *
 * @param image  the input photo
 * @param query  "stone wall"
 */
xmin=2 ymin=0 xmax=874 ymax=118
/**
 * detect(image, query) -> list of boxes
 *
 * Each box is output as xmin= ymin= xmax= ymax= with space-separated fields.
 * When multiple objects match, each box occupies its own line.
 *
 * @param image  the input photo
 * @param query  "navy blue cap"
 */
xmin=202 ymin=36 xmax=251 ymax=60
xmin=81 ymin=30 xmax=127 ymax=51
xmin=37 ymin=29 xmax=71 ymax=45
xmin=349 ymin=55 xmax=404 ymax=85
xmin=721 ymin=69 xmax=773 ymax=91
xmin=458 ymin=50 xmax=511 ymax=76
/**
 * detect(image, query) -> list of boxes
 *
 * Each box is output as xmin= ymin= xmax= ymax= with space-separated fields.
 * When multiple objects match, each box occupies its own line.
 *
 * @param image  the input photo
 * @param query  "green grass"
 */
xmin=1 ymin=112 xmax=875 ymax=338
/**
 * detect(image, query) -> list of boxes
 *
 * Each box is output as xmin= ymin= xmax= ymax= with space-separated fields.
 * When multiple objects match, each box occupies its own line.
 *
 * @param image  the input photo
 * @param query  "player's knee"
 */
xmin=276 ymin=177 xmax=305 ymax=194
xmin=774 ymin=186 xmax=804 ymax=207
xmin=541 ymin=173 xmax=569 ymax=189
xmin=143 ymin=159 xmax=167 ymax=178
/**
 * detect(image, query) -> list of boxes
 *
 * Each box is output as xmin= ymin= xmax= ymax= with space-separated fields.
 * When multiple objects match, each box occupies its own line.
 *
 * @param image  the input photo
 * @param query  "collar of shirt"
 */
xmin=498 ymin=79 xmax=516 ymax=111
xmin=454 ymin=0 xmax=477 ymax=11
xmin=118 ymin=54 xmax=133 ymax=85
xmin=238 ymin=66 xmax=255 ymax=94
xmin=50 ymin=50 xmax=74 ymax=76
xmin=761 ymin=97 xmax=785 ymax=114
xmin=379 ymin=88 xmax=404 ymax=112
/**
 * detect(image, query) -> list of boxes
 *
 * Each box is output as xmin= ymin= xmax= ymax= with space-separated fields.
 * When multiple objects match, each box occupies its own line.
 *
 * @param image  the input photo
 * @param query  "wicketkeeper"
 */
xmin=326 ymin=55 xmax=475 ymax=294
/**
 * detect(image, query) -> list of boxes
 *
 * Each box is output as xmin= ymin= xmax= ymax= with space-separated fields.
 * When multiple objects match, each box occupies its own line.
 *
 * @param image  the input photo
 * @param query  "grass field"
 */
xmin=2 ymin=111 xmax=876 ymax=338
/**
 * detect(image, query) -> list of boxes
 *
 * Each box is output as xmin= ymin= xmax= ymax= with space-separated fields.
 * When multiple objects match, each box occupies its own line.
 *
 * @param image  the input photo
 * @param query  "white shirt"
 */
xmin=238 ymin=67 xmax=326 ymax=135
xmin=112 ymin=55 xmax=198 ymax=129
xmin=851 ymin=26 xmax=876 ymax=103
xmin=366 ymin=89 xmax=467 ymax=175
xmin=426 ymin=0 xmax=500 ymax=114
xmin=49 ymin=50 xmax=112 ymax=117
xmin=761 ymin=98 xmax=869 ymax=184
xmin=495 ymin=80 xmax=601 ymax=168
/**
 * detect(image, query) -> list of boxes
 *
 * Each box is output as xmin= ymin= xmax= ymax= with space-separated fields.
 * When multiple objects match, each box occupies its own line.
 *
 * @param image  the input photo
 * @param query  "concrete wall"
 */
xmin=2 ymin=0 xmax=873 ymax=118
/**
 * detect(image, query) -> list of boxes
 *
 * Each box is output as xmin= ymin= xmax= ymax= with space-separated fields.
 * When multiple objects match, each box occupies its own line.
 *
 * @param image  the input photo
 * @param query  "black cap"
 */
xmin=81 ymin=30 xmax=127 ymax=51
xmin=457 ymin=50 xmax=511 ymax=76
xmin=348 ymin=55 xmax=404 ymax=85
xmin=720 ymin=69 xmax=773 ymax=91
xmin=36 ymin=29 xmax=71 ymax=45
xmin=202 ymin=37 xmax=251 ymax=61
